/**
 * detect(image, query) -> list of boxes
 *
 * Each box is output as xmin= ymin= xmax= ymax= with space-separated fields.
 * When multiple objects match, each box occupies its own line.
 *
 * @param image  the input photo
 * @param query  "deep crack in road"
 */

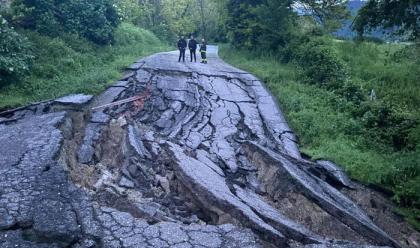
xmin=0 ymin=47 xmax=419 ymax=248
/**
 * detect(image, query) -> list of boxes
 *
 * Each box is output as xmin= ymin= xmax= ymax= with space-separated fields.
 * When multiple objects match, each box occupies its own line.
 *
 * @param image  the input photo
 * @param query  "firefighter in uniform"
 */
xmin=177 ymin=36 xmax=187 ymax=62
xmin=188 ymin=35 xmax=198 ymax=62
xmin=199 ymin=39 xmax=207 ymax=64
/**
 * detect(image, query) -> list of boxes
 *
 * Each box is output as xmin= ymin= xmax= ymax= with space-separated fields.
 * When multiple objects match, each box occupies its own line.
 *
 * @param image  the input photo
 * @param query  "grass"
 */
xmin=0 ymin=23 xmax=170 ymax=109
xmin=219 ymin=41 xmax=420 ymax=230
xmin=333 ymin=41 xmax=420 ymax=112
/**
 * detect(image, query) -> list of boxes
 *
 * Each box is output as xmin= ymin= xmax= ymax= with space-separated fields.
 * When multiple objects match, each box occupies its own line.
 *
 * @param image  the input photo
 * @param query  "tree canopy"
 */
xmin=11 ymin=0 xmax=119 ymax=44
xmin=353 ymin=0 xmax=420 ymax=40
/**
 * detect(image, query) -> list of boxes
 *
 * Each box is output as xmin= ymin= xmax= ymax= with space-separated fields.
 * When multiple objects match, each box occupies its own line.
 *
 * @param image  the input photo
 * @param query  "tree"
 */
xmin=253 ymin=0 xmax=296 ymax=50
xmin=353 ymin=0 xmax=420 ymax=40
xmin=11 ymin=0 xmax=119 ymax=44
xmin=197 ymin=0 xmax=209 ymax=38
xmin=222 ymin=0 xmax=349 ymax=50
xmin=195 ymin=0 xmax=222 ymax=40
xmin=162 ymin=0 xmax=197 ymax=36
xmin=114 ymin=0 xmax=146 ymax=24
xmin=0 ymin=15 xmax=33 ymax=86
xmin=299 ymin=0 xmax=350 ymax=32
xmin=224 ymin=0 xmax=264 ymax=49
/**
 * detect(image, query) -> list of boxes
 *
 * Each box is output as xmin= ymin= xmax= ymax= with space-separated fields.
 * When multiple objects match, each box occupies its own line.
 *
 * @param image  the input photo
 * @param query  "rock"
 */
xmin=128 ymin=125 xmax=151 ymax=159
xmin=55 ymin=94 xmax=93 ymax=105
xmin=117 ymin=116 xmax=127 ymax=127
xmin=90 ymin=111 xmax=110 ymax=123
xmin=144 ymin=130 xmax=155 ymax=141
xmin=135 ymin=202 xmax=161 ymax=217
xmin=94 ymin=169 xmax=113 ymax=190
xmin=119 ymin=177 xmax=135 ymax=189
xmin=155 ymin=109 xmax=175 ymax=129
xmin=77 ymin=123 xmax=104 ymax=164
xmin=315 ymin=160 xmax=355 ymax=189
xmin=156 ymin=175 xmax=170 ymax=194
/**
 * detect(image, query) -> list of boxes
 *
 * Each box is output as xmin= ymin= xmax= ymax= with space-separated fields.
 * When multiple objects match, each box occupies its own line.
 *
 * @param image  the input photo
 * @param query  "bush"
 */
xmin=355 ymin=101 xmax=418 ymax=150
xmin=114 ymin=23 xmax=161 ymax=47
xmin=295 ymin=37 xmax=348 ymax=89
xmin=388 ymin=152 xmax=420 ymax=208
xmin=0 ymin=15 xmax=33 ymax=86
xmin=0 ymin=23 xmax=169 ymax=108
xmin=336 ymin=81 xmax=367 ymax=104
xmin=149 ymin=23 xmax=176 ymax=43
xmin=12 ymin=0 xmax=119 ymax=44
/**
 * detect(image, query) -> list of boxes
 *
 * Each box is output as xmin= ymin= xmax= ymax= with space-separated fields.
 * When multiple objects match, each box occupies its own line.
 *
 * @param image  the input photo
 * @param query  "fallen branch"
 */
xmin=92 ymin=81 xmax=152 ymax=112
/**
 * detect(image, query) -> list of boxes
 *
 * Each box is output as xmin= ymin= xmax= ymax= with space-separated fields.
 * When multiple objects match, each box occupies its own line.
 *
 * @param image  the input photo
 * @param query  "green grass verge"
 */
xmin=219 ymin=42 xmax=420 ymax=230
xmin=0 ymin=23 xmax=170 ymax=109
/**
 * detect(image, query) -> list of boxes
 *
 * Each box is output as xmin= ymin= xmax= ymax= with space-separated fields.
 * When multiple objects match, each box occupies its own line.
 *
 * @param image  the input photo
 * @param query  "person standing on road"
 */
xmin=188 ymin=35 xmax=198 ymax=62
xmin=177 ymin=36 xmax=187 ymax=62
xmin=199 ymin=38 xmax=207 ymax=64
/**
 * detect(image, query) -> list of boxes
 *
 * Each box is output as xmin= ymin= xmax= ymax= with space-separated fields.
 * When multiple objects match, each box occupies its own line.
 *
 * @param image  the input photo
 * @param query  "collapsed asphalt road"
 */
xmin=0 ymin=47 xmax=419 ymax=248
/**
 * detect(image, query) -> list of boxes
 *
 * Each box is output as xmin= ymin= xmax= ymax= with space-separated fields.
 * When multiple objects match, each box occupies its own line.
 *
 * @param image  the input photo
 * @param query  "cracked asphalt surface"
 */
xmin=0 ymin=47 xmax=419 ymax=248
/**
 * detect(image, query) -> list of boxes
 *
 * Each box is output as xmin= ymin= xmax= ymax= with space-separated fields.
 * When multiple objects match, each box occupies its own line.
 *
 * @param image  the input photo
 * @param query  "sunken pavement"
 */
xmin=0 ymin=47 xmax=419 ymax=248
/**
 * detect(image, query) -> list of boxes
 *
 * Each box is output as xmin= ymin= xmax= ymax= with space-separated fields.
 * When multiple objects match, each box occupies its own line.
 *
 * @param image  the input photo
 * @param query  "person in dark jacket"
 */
xmin=188 ymin=35 xmax=198 ymax=62
xmin=199 ymin=39 xmax=207 ymax=64
xmin=177 ymin=36 xmax=187 ymax=62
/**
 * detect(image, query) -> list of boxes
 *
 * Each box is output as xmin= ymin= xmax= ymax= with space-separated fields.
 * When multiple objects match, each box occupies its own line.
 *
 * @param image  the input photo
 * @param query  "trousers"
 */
xmin=178 ymin=49 xmax=186 ymax=62
xmin=190 ymin=49 xmax=196 ymax=62
xmin=201 ymin=51 xmax=207 ymax=63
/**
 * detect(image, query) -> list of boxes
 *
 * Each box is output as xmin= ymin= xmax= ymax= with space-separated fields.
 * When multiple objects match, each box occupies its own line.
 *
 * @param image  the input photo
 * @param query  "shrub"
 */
xmin=12 ymin=0 xmax=119 ymax=45
xmin=0 ymin=15 xmax=33 ymax=86
xmin=389 ymin=152 xmax=420 ymax=208
xmin=295 ymin=37 xmax=348 ymax=89
xmin=336 ymin=81 xmax=367 ymax=104
xmin=356 ymin=101 xmax=418 ymax=150
xmin=114 ymin=23 xmax=161 ymax=47
xmin=149 ymin=23 xmax=176 ymax=43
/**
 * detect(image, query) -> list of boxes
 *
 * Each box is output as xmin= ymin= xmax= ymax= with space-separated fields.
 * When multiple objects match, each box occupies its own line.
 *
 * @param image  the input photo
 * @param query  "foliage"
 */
xmin=302 ymin=0 xmax=351 ymax=32
xmin=353 ymin=0 xmax=420 ymax=40
xmin=161 ymin=0 xmax=197 ymax=36
xmin=253 ymin=0 xmax=297 ymax=50
xmin=110 ymin=0 xmax=223 ymax=43
xmin=0 ymin=23 xmax=169 ymax=109
xmin=224 ymin=0 xmax=263 ymax=49
xmin=221 ymin=0 xmax=349 ymax=49
xmin=0 ymin=15 xmax=33 ymax=86
xmin=294 ymin=37 xmax=348 ymax=88
xmin=114 ymin=0 xmax=145 ymax=24
xmin=11 ymin=0 xmax=119 ymax=44
xmin=219 ymin=40 xmax=420 ymax=229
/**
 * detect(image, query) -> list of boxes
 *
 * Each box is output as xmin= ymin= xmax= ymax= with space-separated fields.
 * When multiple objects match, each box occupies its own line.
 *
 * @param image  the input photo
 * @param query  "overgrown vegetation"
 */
xmin=220 ymin=41 xmax=420 ymax=230
xmin=0 ymin=15 xmax=33 ymax=85
xmin=10 ymin=0 xmax=119 ymax=44
xmin=354 ymin=0 xmax=420 ymax=40
xmin=215 ymin=0 xmax=419 ymax=228
xmin=0 ymin=23 xmax=168 ymax=108
xmin=0 ymin=0 xmax=170 ymax=109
